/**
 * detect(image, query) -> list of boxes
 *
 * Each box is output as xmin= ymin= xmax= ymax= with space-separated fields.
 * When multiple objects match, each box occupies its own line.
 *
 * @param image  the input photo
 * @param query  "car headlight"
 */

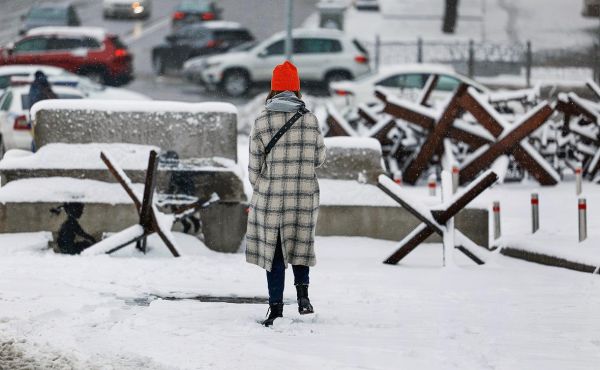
xmin=204 ymin=61 xmax=221 ymax=69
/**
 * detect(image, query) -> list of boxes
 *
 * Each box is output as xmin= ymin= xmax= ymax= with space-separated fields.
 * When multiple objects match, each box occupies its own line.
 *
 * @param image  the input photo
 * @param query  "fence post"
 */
xmin=575 ymin=165 xmax=582 ymax=195
xmin=579 ymin=198 xmax=587 ymax=242
xmin=493 ymin=201 xmax=501 ymax=240
xmin=531 ymin=193 xmax=539 ymax=233
xmin=427 ymin=174 xmax=436 ymax=196
xmin=525 ymin=40 xmax=532 ymax=88
xmin=417 ymin=37 xmax=423 ymax=63
xmin=375 ymin=34 xmax=381 ymax=72
xmin=468 ymin=39 xmax=475 ymax=78
xmin=451 ymin=166 xmax=459 ymax=193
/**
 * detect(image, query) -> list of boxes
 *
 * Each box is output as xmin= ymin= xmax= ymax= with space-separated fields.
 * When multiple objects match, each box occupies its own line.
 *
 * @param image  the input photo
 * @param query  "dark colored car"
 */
xmin=152 ymin=22 xmax=253 ymax=74
xmin=19 ymin=2 xmax=81 ymax=35
xmin=0 ymin=28 xmax=133 ymax=86
xmin=171 ymin=0 xmax=222 ymax=30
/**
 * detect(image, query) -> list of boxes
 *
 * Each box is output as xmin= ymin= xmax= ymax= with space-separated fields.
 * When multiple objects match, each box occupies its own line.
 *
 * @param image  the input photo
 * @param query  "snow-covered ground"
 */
xmin=1 ymin=232 xmax=600 ymax=369
xmin=334 ymin=0 xmax=600 ymax=49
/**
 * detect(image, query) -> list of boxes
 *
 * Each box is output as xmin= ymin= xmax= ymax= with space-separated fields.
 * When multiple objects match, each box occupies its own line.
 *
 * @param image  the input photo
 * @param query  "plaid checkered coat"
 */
xmin=246 ymin=108 xmax=326 ymax=271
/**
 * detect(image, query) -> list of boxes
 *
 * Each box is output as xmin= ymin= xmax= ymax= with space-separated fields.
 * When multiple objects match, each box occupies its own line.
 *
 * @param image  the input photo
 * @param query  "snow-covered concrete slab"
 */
xmin=32 ymin=99 xmax=238 ymax=161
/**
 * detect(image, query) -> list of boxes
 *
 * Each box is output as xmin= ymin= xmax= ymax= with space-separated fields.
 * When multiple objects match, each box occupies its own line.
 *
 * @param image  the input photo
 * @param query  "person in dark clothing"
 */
xmin=267 ymin=231 xmax=310 ymax=304
xmin=55 ymin=203 xmax=96 ymax=255
xmin=28 ymin=70 xmax=57 ymax=110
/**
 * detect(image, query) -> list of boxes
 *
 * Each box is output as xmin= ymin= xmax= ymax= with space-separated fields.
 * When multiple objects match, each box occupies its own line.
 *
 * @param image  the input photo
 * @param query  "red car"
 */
xmin=0 ymin=27 xmax=133 ymax=86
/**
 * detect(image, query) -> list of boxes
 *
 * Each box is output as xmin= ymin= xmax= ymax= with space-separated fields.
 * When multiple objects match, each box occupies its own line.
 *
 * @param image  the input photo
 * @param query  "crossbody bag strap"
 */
xmin=264 ymin=106 xmax=309 ymax=155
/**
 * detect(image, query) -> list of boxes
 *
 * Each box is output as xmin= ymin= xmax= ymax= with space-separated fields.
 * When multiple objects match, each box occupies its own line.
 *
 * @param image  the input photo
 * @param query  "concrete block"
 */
xmin=0 ymin=144 xmax=246 ymax=202
xmin=318 ymin=137 xmax=385 ymax=184
xmin=0 ymin=178 xmax=246 ymax=253
xmin=32 ymin=100 xmax=238 ymax=161
xmin=316 ymin=205 xmax=489 ymax=248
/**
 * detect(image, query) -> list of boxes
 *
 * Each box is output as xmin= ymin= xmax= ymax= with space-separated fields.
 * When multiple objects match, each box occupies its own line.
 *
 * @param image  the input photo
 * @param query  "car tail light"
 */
xmin=13 ymin=115 xmax=30 ymax=131
xmin=114 ymin=49 xmax=128 ymax=57
xmin=173 ymin=11 xmax=185 ymax=20
xmin=334 ymin=89 xmax=353 ymax=96
xmin=205 ymin=40 xmax=221 ymax=48
xmin=354 ymin=55 xmax=368 ymax=64
xmin=201 ymin=12 xmax=215 ymax=20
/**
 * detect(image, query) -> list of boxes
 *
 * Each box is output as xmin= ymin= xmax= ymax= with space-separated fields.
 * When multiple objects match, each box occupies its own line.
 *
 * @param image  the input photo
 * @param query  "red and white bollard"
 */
xmin=452 ymin=166 xmax=459 ymax=194
xmin=393 ymin=172 xmax=402 ymax=185
xmin=575 ymin=166 xmax=582 ymax=196
xmin=578 ymin=198 xmax=587 ymax=242
xmin=427 ymin=175 xmax=436 ymax=196
xmin=531 ymin=193 xmax=539 ymax=234
xmin=493 ymin=201 xmax=501 ymax=239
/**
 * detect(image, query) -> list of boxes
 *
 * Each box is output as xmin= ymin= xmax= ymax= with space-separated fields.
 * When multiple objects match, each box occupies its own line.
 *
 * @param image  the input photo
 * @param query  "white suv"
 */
xmin=183 ymin=28 xmax=371 ymax=96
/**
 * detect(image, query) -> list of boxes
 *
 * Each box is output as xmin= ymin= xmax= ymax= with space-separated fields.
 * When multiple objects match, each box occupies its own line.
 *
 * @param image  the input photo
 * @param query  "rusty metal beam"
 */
xmin=459 ymin=103 xmax=554 ymax=184
xmin=418 ymin=74 xmax=439 ymax=107
xmin=402 ymin=84 xmax=469 ymax=184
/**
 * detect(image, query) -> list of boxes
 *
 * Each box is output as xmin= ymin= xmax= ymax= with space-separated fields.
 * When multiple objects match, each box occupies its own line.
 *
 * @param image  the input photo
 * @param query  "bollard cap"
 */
xmin=578 ymin=198 xmax=586 ymax=210
xmin=531 ymin=193 xmax=539 ymax=205
xmin=493 ymin=202 xmax=500 ymax=212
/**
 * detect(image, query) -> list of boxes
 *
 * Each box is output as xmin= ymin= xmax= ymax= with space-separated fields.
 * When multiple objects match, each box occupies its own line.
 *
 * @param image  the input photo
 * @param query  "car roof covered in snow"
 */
xmin=0 ymin=65 xmax=67 ymax=77
xmin=26 ymin=27 xmax=107 ymax=40
xmin=7 ymin=84 xmax=85 ymax=97
xmin=266 ymin=28 xmax=345 ymax=41
xmin=198 ymin=21 xmax=244 ymax=30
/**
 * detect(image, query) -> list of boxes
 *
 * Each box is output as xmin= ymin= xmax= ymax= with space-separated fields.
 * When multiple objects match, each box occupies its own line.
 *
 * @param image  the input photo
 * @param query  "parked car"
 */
xmin=0 ymin=27 xmax=133 ymax=86
xmin=172 ymin=0 xmax=223 ymax=30
xmin=0 ymin=65 xmax=149 ymax=100
xmin=103 ymin=0 xmax=152 ymax=19
xmin=355 ymin=0 xmax=380 ymax=11
xmin=183 ymin=28 xmax=371 ymax=97
xmin=152 ymin=21 xmax=254 ymax=74
xmin=582 ymin=0 xmax=600 ymax=16
xmin=0 ymin=85 xmax=84 ymax=156
xmin=19 ymin=2 xmax=81 ymax=35
xmin=329 ymin=64 xmax=489 ymax=108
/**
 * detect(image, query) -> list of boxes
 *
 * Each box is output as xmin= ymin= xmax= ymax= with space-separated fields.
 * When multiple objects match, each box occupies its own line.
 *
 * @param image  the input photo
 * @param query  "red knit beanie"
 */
xmin=271 ymin=60 xmax=300 ymax=91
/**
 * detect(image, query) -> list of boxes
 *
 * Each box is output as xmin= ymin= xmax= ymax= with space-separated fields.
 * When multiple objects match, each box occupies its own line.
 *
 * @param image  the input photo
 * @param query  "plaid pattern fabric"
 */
xmin=246 ymin=109 xmax=326 ymax=271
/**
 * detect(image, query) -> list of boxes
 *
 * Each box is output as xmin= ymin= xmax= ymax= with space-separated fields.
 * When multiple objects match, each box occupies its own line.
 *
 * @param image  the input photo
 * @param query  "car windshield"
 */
xmin=28 ymin=7 xmax=67 ymax=20
xmin=178 ymin=0 xmax=211 ymax=12
xmin=231 ymin=41 xmax=258 ymax=52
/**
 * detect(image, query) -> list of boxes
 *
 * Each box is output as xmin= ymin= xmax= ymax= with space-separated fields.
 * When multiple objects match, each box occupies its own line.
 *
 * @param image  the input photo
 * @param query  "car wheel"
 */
xmin=325 ymin=71 xmax=352 ymax=86
xmin=153 ymin=55 xmax=165 ymax=75
xmin=222 ymin=70 xmax=250 ymax=97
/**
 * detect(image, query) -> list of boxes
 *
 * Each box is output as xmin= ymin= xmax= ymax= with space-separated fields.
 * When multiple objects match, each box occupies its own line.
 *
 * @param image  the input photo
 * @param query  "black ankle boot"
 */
xmin=262 ymin=303 xmax=284 ymax=327
xmin=295 ymin=284 xmax=314 ymax=315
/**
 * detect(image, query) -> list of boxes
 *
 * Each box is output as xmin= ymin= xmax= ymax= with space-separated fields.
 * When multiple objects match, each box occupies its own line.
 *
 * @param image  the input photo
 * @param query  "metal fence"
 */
xmin=367 ymin=37 xmax=599 ymax=87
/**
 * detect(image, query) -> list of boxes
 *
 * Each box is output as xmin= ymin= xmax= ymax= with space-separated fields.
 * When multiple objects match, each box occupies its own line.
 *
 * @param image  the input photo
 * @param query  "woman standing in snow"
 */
xmin=246 ymin=61 xmax=326 ymax=327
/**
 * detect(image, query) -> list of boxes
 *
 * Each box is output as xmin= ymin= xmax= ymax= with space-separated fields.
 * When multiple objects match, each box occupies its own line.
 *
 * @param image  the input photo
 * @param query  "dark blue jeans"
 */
xmin=266 ymin=232 xmax=309 ymax=305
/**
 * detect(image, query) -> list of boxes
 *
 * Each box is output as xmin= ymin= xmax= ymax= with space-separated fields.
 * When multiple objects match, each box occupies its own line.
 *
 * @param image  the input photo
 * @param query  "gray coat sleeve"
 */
xmin=248 ymin=124 xmax=264 ymax=189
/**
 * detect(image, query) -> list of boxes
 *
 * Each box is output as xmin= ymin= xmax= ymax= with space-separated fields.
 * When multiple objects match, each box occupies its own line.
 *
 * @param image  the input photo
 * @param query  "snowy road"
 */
xmin=1 ymin=233 xmax=599 ymax=369
xmin=0 ymin=0 xmax=320 ymax=103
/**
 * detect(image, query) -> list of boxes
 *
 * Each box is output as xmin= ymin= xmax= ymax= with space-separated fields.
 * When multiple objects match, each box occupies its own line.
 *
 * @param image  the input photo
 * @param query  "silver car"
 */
xmin=103 ymin=0 xmax=152 ymax=19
